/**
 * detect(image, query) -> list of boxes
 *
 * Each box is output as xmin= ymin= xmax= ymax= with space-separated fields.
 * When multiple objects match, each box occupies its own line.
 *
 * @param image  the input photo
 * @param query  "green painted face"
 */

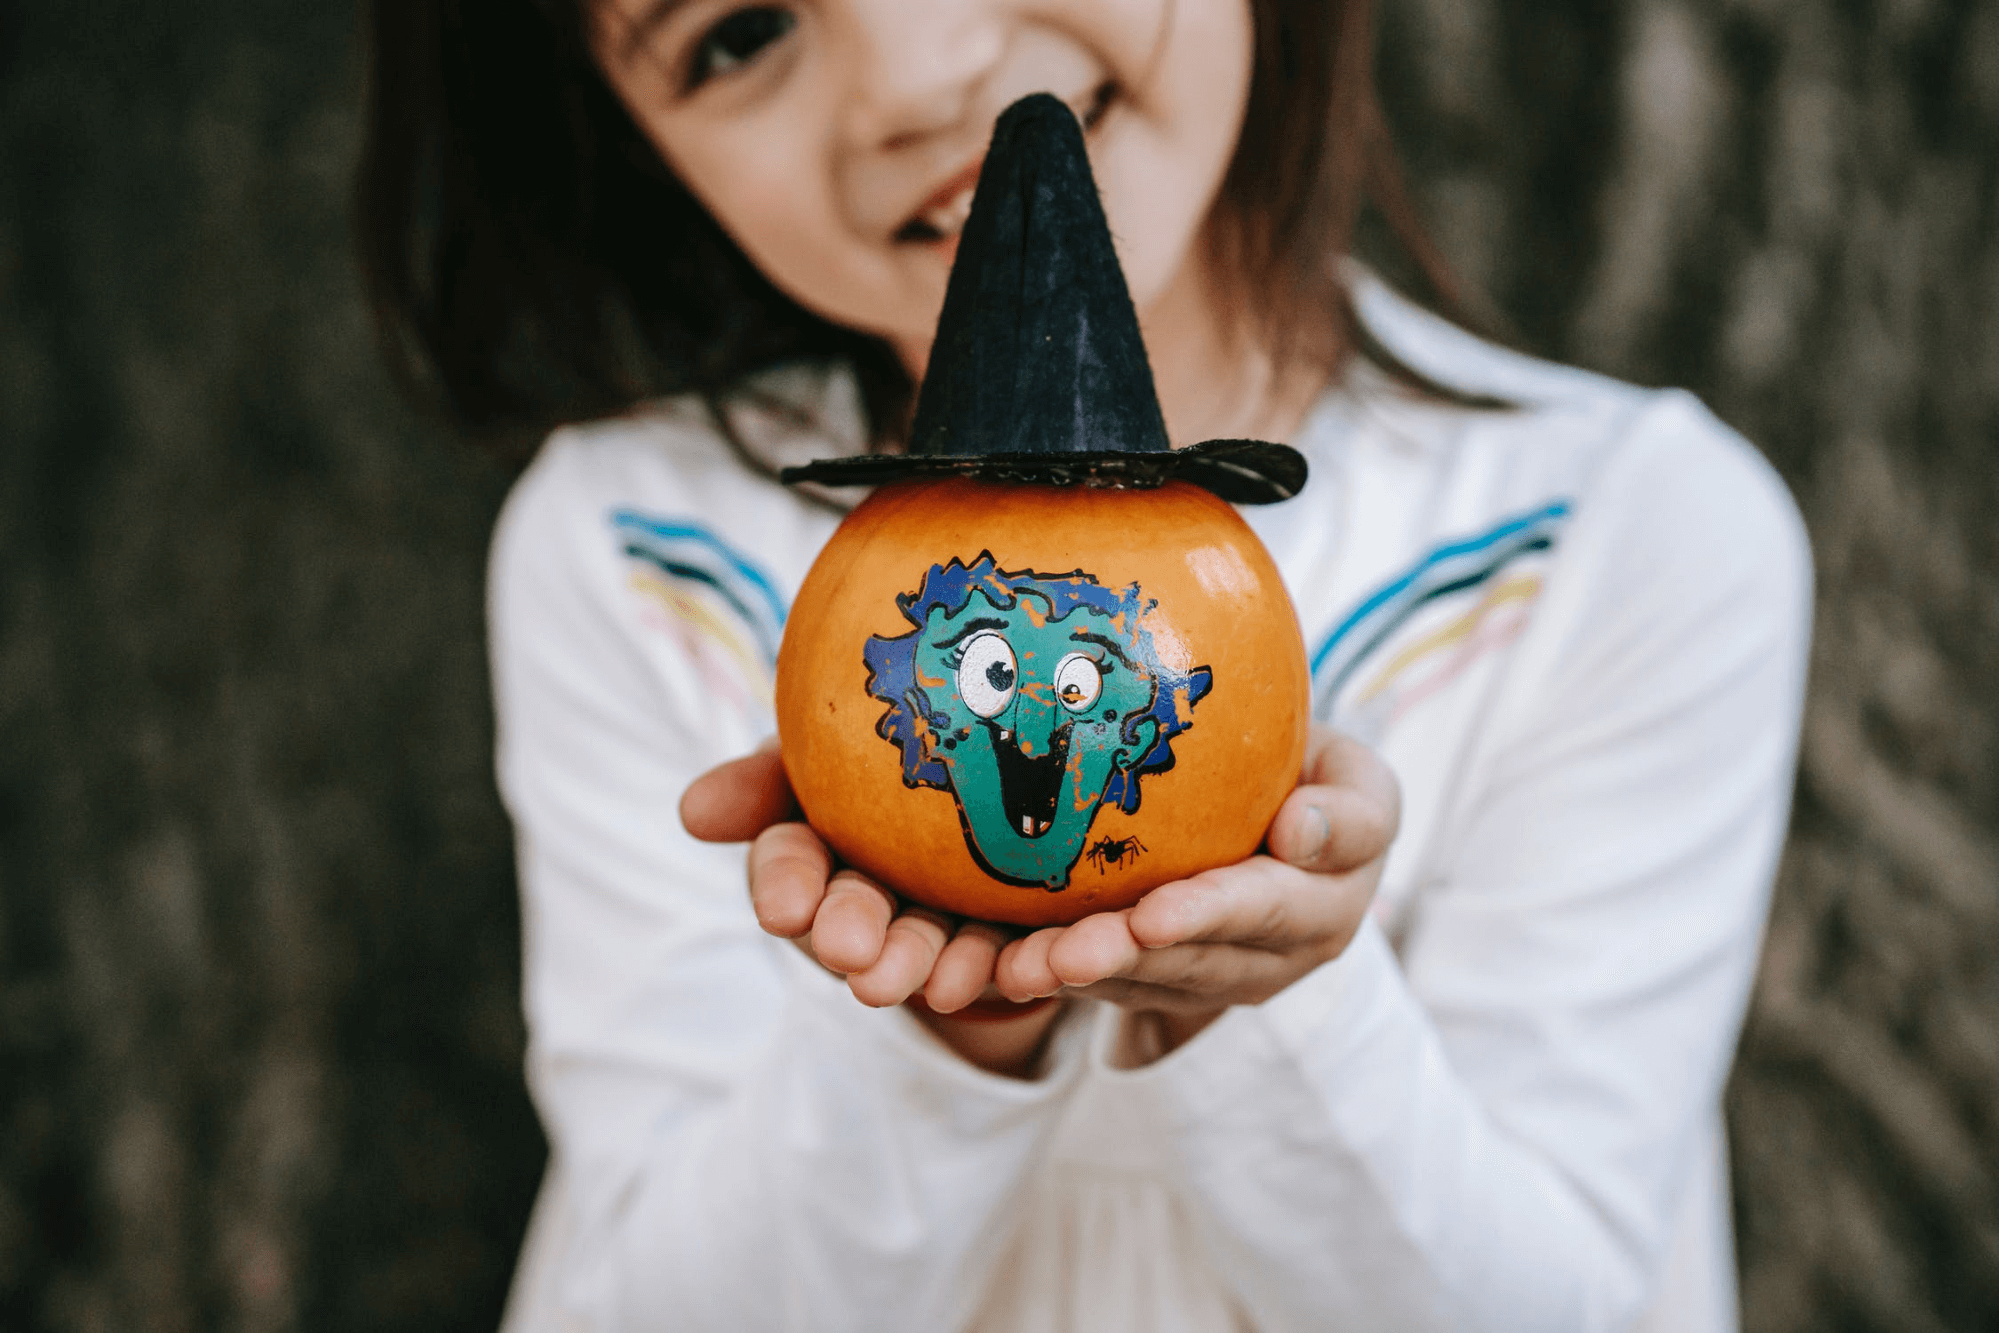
xmin=863 ymin=554 xmax=1213 ymax=894
xmin=912 ymin=589 xmax=1160 ymax=888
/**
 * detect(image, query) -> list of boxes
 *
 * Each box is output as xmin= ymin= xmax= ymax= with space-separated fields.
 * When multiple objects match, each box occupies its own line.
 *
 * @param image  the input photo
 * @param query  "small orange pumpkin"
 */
xmin=776 ymin=477 xmax=1308 ymax=927
xmin=774 ymin=96 xmax=1312 ymax=925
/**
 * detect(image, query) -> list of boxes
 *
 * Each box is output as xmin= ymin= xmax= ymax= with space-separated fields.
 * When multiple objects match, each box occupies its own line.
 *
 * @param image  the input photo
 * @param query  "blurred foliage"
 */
xmin=1 ymin=0 xmax=1996 ymax=1329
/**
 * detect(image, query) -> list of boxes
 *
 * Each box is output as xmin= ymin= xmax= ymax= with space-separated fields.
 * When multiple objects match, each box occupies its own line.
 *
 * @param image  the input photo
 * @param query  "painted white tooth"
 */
xmin=1022 ymin=815 xmax=1034 ymax=835
xmin=999 ymin=729 xmax=1010 ymax=741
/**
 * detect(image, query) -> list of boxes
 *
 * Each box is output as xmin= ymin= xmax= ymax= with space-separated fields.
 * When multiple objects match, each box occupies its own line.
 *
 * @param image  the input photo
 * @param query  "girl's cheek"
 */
xmin=1020 ymin=0 xmax=1249 ymax=305
xmin=664 ymin=119 xmax=834 ymax=259
xmin=1031 ymin=0 xmax=1250 ymax=117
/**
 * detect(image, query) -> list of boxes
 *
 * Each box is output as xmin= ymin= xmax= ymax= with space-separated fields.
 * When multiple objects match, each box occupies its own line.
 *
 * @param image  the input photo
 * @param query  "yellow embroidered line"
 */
xmin=1355 ymin=574 xmax=1544 ymax=706
xmin=628 ymin=569 xmax=773 ymax=704
xmin=1389 ymin=612 xmax=1532 ymax=722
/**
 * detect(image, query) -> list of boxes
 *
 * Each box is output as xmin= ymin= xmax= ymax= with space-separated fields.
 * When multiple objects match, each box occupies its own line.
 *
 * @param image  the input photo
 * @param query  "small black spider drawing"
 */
xmin=1085 ymin=835 xmax=1146 ymax=874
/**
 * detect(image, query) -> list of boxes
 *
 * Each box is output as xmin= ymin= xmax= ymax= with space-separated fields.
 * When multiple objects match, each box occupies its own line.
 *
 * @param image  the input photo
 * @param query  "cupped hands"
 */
xmin=681 ymin=726 xmax=1398 ymax=1047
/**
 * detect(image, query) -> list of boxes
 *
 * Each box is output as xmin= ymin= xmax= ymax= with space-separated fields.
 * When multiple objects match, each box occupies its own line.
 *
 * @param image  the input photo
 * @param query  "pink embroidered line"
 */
xmin=1356 ymin=575 xmax=1544 ymax=707
xmin=628 ymin=569 xmax=772 ymax=712
xmin=1388 ymin=609 xmax=1533 ymax=724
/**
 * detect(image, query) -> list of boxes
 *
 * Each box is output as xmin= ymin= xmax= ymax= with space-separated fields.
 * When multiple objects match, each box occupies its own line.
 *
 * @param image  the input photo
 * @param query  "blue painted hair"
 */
xmin=862 ymin=553 xmax=1212 ymax=814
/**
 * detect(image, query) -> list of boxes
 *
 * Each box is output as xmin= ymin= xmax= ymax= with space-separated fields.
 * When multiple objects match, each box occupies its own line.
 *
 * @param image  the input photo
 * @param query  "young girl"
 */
xmin=359 ymin=2 xmax=1812 ymax=1329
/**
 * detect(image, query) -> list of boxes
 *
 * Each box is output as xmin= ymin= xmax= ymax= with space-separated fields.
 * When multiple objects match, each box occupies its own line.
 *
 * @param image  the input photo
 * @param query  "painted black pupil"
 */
xmin=706 ymin=8 xmax=794 ymax=65
xmin=986 ymin=660 xmax=1014 ymax=692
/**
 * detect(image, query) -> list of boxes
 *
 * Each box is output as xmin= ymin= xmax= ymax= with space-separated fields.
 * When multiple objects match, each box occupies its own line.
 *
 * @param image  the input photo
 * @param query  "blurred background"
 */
xmin=1 ymin=0 xmax=1994 ymax=1328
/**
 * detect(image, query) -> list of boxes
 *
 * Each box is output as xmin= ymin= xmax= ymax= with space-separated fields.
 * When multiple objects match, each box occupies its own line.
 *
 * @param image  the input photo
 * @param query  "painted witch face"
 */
xmin=865 ymin=554 xmax=1211 ymax=890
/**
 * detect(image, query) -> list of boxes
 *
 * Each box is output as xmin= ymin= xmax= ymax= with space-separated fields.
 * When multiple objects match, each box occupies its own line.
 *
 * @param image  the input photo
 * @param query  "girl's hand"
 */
xmin=681 ymin=725 xmax=1399 ymax=1065
xmin=678 ymin=746 xmax=1015 ymax=1015
xmin=992 ymin=727 xmax=1399 ymax=1053
xmin=682 ymin=749 xmax=1057 ymax=1077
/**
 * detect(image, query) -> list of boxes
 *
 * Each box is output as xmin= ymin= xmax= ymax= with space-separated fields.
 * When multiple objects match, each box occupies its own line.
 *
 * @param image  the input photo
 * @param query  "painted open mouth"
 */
xmin=988 ymin=723 xmax=1071 ymax=839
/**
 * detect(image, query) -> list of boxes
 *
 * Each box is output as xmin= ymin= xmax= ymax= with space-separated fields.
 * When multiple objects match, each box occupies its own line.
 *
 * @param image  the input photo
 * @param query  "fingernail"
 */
xmin=1295 ymin=805 xmax=1330 ymax=867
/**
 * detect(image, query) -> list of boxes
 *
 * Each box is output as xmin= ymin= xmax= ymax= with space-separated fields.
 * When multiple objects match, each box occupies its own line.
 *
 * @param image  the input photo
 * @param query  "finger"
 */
xmin=1127 ymin=857 xmax=1369 ymax=951
xmin=1301 ymin=726 xmax=1394 ymax=796
xmin=1093 ymin=940 xmax=1299 ymax=1001
xmin=1043 ymin=910 xmax=1143 ymax=988
xmin=923 ymin=922 xmax=1011 ymax=1013
xmin=1067 ymin=946 xmax=1303 ymax=1012
xmin=994 ymin=926 xmax=1067 ymax=1001
xmin=810 ymin=870 xmax=897 ymax=974
xmin=1064 ymin=976 xmax=1220 ymax=1014
xmin=1265 ymin=728 xmax=1400 ymax=874
xmin=847 ymin=908 xmax=953 ymax=1008
xmin=1269 ymin=728 xmax=1401 ymax=872
xmin=1266 ymin=781 xmax=1396 ymax=874
xmin=681 ymin=748 xmax=798 ymax=843
xmin=747 ymin=823 xmax=834 ymax=938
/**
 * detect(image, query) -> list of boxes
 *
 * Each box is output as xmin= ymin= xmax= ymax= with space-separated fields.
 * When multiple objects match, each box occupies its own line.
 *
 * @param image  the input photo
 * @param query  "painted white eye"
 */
xmin=1054 ymin=652 xmax=1103 ymax=713
xmin=956 ymin=632 xmax=1017 ymax=718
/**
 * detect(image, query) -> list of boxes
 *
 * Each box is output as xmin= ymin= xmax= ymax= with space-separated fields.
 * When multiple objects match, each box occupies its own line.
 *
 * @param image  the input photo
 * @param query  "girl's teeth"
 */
xmin=918 ymin=187 xmax=975 ymax=239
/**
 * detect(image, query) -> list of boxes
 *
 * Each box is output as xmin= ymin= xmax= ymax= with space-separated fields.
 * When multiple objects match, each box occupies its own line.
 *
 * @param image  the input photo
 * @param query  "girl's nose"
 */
xmin=835 ymin=0 xmax=1007 ymax=148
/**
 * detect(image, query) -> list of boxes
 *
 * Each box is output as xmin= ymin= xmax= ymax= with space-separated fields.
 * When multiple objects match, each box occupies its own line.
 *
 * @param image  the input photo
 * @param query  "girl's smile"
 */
xmin=893 ymin=151 xmax=985 ymax=259
xmin=587 ymin=0 xmax=1254 ymax=383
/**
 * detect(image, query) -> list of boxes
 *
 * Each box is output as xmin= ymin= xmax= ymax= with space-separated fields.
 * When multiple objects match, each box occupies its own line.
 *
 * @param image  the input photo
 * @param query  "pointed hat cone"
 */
xmin=782 ymin=94 xmax=1306 ymax=504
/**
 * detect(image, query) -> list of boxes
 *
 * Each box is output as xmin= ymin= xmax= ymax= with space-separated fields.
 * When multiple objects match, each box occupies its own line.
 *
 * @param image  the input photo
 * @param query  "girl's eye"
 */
xmin=687 ymin=7 xmax=795 ymax=89
xmin=1054 ymin=653 xmax=1103 ymax=713
xmin=956 ymin=632 xmax=1017 ymax=719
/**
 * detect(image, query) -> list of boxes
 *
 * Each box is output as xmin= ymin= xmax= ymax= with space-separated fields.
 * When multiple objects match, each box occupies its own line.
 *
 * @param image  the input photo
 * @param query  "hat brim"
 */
xmin=778 ymin=438 xmax=1307 ymax=506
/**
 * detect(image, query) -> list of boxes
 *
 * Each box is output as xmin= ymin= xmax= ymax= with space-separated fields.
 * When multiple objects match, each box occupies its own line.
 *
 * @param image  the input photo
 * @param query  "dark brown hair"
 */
xmin=355 ymin=0 xmax=1465 ymax=453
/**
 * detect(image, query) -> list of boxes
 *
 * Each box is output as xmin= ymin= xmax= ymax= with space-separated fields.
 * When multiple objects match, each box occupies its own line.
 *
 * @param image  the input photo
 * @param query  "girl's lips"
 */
xmin=896 ymin=157 xmax=985 ymax=247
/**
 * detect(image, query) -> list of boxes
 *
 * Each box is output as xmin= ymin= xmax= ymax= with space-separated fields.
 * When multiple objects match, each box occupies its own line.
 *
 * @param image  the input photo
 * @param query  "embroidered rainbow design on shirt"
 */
xmin=1310 ymin=500 xmax=1572 ymax=726
xmin=612 ymin=510 xmax=787 ymax=713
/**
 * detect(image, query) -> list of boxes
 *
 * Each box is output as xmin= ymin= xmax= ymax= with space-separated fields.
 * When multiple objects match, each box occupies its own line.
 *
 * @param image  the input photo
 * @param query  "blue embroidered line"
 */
xmin=610 ymin=511 xmax=789 ymax=631
xmin=621 ymin=545 xmax=781 ymax=664
xmin=1311 ymin=500 xmax=1572 ymax=710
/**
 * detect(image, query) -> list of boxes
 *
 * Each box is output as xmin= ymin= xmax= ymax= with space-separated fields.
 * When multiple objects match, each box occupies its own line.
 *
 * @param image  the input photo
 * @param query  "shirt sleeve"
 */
xmin=1112 ymin=394 xmax=1813 ymax=1330
xmin=488 ymin=437 xmax=1088 ymax=1333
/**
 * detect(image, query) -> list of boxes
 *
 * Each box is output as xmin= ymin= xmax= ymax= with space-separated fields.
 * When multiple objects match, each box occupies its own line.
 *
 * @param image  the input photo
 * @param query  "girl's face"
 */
xmin=588 ymin=0 xmax=1254 ymax=373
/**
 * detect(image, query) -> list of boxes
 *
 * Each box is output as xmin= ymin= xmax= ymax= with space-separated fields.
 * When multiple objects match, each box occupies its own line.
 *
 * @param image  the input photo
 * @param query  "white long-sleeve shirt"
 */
xmin=490 ymin=280 xmax=1812 ymax=1333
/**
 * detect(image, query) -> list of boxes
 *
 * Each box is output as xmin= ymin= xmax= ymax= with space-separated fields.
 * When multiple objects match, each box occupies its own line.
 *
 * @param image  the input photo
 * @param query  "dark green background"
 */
xmin=3 ymin=1 xmax=1996 ymax=1328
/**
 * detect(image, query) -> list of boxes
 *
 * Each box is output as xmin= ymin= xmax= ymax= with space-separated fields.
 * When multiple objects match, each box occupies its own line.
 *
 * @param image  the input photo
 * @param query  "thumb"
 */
xmin=1268 ymin=728 xmax=1400 ymax=873
xmin=681 ymin=743 xmax=798 ymax=842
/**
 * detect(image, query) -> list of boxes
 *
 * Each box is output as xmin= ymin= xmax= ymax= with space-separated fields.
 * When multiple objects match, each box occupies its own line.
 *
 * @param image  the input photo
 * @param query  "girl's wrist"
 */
xmin=906 ymin=992 xmax=1069 ymax=1079
xmin=1111 ymin=1006 xmax=1227 ymax=1070
xmin=908 ymin=992 xmax=1061 ymax=1023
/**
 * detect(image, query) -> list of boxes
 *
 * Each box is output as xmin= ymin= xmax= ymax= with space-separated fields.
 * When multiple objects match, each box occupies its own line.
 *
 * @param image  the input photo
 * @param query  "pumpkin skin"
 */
xmin=775 ymin=477 xmax=1309 ymax=927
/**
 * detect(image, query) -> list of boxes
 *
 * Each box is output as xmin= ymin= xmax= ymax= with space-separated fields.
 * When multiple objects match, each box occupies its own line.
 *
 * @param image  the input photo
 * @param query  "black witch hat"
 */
xmin=780 ymin=94 xmax=1306 ymax=505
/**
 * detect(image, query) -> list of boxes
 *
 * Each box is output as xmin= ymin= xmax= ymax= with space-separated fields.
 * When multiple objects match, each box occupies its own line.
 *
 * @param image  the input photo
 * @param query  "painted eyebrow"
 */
xmin=1068 ymin=630 xmax=1137 ymax=670
xmin=932 ymin=617 xmax=1009 ymax=650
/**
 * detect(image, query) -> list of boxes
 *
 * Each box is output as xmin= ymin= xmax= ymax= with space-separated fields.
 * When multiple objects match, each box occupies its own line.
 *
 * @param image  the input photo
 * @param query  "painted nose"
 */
xmin=1007 ymin=680 xmax=1060 ymax=759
